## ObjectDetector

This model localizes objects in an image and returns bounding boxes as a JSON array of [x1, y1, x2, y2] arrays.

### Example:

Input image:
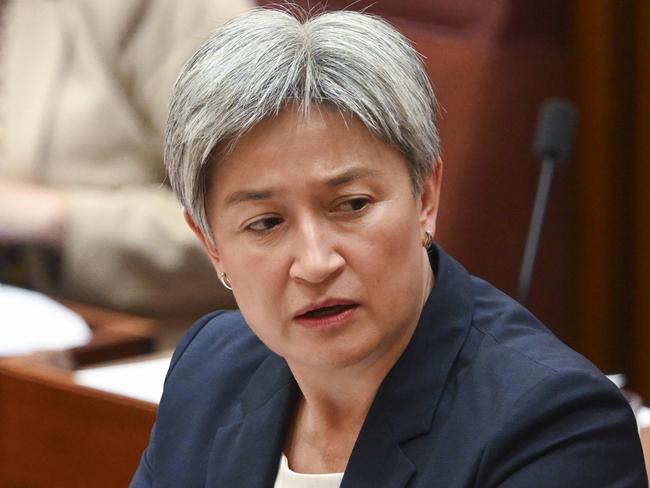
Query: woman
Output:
[[132, 8, 646, 487]]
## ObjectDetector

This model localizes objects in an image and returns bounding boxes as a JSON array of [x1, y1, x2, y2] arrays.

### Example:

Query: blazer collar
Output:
[[206, 245, 475, 487]]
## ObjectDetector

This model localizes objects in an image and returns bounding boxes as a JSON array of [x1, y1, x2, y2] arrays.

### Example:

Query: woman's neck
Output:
[[282, 387, 370, 473], [284, 255, 434, 473], [284, 321, 415, 473]]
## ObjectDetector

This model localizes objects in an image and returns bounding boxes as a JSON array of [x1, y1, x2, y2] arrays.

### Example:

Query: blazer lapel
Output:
[[342, 409, 416, 488], [205, 354, 299, 487]]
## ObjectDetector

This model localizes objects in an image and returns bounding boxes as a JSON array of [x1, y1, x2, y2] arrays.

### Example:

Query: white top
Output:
[[273, 453, 344, 488]]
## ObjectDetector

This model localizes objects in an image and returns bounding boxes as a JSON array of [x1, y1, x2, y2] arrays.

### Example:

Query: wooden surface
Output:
[[63, 300, 157, 366], [0, 302, 159, 487], [571, 0, 650, 398], [633, 0, 650, 406], [0, 358, 156, 487]]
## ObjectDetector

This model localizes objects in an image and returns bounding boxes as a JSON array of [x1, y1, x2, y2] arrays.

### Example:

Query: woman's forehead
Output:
[[213, 109, 404, 177], [208, 107, 410, 204]]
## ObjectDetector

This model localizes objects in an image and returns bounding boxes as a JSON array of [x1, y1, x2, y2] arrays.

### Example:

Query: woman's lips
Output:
[[294, 303, 358, 330]]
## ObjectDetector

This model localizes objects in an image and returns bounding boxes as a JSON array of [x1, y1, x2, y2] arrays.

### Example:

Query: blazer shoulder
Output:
[[164, 310, 225, 381], [159, 310, 271, 421], [457, 276, 625, 430], [470, 276, 600, 376], [459, 278, 646, 485], [136, 311, 271, 486], [165, 310, 269, 385], [476, 367, 646, 486]]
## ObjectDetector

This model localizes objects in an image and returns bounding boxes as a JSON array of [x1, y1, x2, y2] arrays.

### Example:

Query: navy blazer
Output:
[[131, 247, 647, 487]]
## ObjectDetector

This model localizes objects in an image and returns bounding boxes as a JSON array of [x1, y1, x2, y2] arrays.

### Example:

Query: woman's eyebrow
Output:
[[224, 189, 273, 206], [224, 168, 380, 206], [324, 167, 381, 187]]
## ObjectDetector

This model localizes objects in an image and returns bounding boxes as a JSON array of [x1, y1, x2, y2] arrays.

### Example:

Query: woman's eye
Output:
[[247, 217, 283, 232], [337, 197, 370, 212]]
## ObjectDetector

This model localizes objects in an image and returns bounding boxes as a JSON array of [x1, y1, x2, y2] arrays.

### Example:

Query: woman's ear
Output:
[[184, 210, 221, 264], [419, 157, 443, 236]]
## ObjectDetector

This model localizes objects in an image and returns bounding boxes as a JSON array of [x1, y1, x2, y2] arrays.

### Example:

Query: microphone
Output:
[[517, 99, 577, 305], [533, 99, 577, 163]]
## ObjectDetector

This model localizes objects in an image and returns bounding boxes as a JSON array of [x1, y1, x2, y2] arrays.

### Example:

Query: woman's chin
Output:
[[283, 334, 388, 373]]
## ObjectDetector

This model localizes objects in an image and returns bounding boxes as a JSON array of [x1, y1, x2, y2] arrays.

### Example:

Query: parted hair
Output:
[[166, 7, 440, 240]]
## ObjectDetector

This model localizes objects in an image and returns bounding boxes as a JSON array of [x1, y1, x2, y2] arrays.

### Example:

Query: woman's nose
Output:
[[288, 223, 345, 285]]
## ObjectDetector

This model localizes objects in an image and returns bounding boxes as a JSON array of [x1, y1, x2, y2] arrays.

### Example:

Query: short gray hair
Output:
[[166, 7, 440, 240]]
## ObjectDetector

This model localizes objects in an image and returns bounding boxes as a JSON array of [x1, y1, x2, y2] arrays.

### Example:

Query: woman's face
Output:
[[195, 106, 441, 372]]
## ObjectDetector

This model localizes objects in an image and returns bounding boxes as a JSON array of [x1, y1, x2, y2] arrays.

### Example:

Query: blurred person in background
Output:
[[0, 0, 252, 342]]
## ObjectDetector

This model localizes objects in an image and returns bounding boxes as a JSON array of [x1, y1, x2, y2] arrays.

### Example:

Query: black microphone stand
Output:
[[517, 99, 577, 306]]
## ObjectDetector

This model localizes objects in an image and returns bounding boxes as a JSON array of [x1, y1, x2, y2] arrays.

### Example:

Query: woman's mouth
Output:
[[301, 304, 355, 318], [295, 303, 358, 330]]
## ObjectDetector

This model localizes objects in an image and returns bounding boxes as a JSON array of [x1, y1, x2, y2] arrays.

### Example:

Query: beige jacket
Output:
[[1, 0, 252, 321]]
